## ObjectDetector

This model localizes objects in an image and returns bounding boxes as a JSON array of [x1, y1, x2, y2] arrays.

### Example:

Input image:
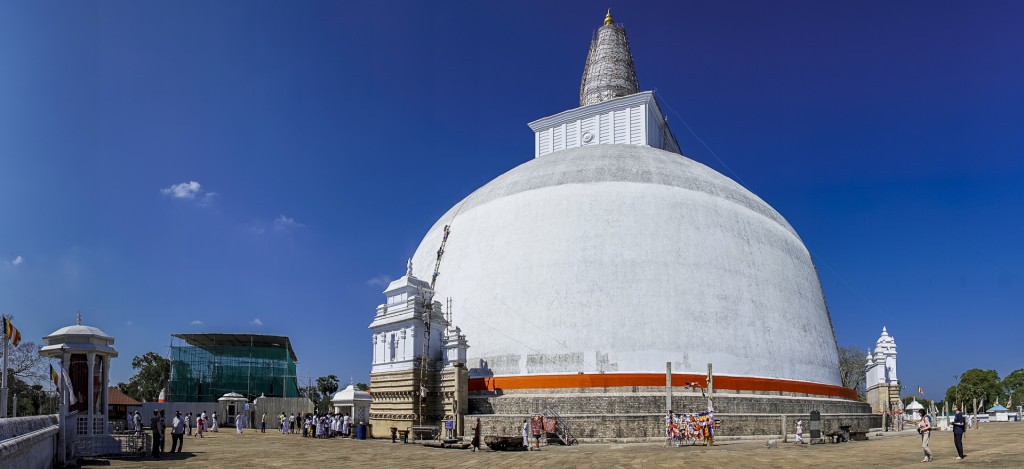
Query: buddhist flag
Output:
[[60, 365, 77, 405], [918, 386, 923, 394], [50, 364, 60, 388], [1, 317, 20, 347]]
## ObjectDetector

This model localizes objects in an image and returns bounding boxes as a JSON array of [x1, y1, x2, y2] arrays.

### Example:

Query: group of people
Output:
[[918, 405, 968, 462], [302, 412, 354, 438], [259, 411, 356, 438], [664, 411, 718, 446], [126, 409, 220, 458]]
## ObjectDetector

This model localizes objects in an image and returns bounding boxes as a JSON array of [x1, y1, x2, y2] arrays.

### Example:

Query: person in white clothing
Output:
[[522, 420, 529, 449], [235, 413, 244, 434], [211, 412, 219, 432], [795, 420, 805, 444]]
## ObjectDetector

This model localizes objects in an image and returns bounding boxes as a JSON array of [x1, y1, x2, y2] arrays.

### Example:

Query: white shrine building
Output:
[[367, 261, 469, 437], [865, 327, 901, 414]]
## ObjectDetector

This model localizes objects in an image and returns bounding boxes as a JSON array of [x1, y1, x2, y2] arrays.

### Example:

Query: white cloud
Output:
[[190, 320, 204, 326], [366, 275, 393, 287], [161, 181, 202, 199], [5, 255, 24, 266], [250, 318, 263, 326], [161, 181, 216, 205], [273, 215, 304, 233], [243, 223, 266, 235]]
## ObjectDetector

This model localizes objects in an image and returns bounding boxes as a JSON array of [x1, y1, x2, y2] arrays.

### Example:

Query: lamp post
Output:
[[954, 374, 960, 410]]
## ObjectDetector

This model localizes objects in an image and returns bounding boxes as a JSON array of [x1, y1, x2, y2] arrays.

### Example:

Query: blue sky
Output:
[[1, 1, 1021, 400]]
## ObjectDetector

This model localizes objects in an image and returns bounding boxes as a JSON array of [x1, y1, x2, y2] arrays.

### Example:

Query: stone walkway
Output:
[[89, 424, 1024, 468]]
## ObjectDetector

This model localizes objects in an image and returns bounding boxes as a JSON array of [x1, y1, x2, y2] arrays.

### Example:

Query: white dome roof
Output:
[[331, 384, 371, 403], [905, 399, 924, 411], [411, 144, 840, 386], [45, 324, 112, 339]]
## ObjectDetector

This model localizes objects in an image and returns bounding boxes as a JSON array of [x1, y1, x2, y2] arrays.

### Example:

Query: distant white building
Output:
[[331, 384, 371, 424], [865, 327, 901, 414], [904, 398, 924, 422]]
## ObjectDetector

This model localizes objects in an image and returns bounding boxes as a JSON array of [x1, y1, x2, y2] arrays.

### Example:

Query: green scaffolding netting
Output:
[[168, 338, 298, 402]]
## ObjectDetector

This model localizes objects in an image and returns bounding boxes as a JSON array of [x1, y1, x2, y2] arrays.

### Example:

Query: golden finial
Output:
[[604, 8, 614, 26]]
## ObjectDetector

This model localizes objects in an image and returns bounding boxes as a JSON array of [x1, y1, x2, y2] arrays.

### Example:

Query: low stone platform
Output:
[[468, 387, 878, 439]]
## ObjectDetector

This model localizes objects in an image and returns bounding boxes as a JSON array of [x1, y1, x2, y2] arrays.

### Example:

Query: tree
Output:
[[943, 369, 1002, 411], [7, 341, 47, 383], [1001, 368, 1024, 406], [355, 383, 369, 391], [838, 346, 866, 396], [315, 375, 339, 412], [116, 352, 170, 402]]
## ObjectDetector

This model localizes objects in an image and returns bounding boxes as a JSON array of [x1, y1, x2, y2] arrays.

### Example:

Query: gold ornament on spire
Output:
[[604, 9, 614, 26]]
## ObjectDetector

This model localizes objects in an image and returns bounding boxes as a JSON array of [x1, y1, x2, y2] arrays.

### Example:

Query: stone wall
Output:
[[467, 388, 877, 439], [472, 413, 880, 442], [0, 415, 60, 468]]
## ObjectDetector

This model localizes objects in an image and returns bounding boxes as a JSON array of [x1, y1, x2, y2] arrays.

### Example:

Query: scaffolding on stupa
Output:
[[579, 9, 640, 107], [167, 333, 299, 402]]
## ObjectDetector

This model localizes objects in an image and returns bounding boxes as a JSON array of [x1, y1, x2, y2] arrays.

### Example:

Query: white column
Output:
[[103, 356, 111, 431], [87, 352, 95, 436]]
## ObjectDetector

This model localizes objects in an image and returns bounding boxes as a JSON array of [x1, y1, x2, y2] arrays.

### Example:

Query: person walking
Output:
[[171, 411, 185, 452], [531, 415, 543, 450], [918, 409, 932, 462], [158, 410, 167, 453], [471, 418, 481, 452], [261, 413, 266, 433], [149, 410, 163, 459], [235, 412, 244, 434], [133, 411, 142, 435], [521, 419, 529, 450], [185, 412, 192, 436], [211, 412, 219, 432], [795, 420, 805, 444], [195, 414, 205, 438], [952, 405, 967, 460]]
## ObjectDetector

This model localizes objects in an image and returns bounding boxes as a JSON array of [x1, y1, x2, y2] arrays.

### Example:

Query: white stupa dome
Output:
[[410, 143, 841, 386]]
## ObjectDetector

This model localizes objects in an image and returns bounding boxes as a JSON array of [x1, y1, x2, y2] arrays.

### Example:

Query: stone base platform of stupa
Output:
[[467, 385, 879, 441]]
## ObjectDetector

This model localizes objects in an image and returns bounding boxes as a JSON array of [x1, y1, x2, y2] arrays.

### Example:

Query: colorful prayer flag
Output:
[[2, 317, 21, 347], [918, 386, 923, 394], [50, 364, 60, 387]]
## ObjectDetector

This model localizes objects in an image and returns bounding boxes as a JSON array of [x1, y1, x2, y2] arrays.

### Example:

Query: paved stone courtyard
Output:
[[89, 423, 1024, 468]]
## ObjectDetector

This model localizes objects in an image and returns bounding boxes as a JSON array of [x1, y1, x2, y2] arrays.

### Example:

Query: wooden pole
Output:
[[665, 362, 672, 413]]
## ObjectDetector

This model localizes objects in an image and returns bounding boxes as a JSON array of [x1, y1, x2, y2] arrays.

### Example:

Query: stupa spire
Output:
[[580, 10, 640, 106]]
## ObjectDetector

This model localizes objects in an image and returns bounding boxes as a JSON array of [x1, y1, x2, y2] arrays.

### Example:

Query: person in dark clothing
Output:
[[159, 410, 167, 453], [471, 418, 482, 452], [952, 405, 967, 459], [150, 410, 162, 458]]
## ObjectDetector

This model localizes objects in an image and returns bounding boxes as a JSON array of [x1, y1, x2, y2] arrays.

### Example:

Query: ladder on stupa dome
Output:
[[542, 408, 577, 446]]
